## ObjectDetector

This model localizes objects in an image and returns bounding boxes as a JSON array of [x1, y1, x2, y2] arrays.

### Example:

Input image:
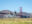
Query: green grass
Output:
[[0, 22, 32, 24], [0, 18, 32, 24]]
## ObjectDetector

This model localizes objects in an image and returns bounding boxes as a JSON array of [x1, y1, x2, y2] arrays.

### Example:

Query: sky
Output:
[[0, 0, 32, 13]]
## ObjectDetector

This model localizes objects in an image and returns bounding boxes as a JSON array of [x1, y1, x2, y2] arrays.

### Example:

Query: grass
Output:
[[0, 18, 32, 24]]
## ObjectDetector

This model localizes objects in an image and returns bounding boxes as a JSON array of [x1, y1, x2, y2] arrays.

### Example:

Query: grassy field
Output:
[[0, 18, 32, 24]]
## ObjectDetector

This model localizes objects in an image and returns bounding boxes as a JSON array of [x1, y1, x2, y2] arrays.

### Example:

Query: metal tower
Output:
[[20, 7, 22, 15]]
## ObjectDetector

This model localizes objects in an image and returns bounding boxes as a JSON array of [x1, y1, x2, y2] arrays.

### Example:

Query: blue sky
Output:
[[0, 0, 32, 13]]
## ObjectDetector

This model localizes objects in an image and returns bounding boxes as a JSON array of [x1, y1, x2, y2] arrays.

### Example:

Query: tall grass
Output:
[[0, 18, 32, 24]]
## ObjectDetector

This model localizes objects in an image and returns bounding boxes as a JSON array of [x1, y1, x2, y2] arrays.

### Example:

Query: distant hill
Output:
[[0, 10, 31, 18], [0, 10, 13, 16]]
